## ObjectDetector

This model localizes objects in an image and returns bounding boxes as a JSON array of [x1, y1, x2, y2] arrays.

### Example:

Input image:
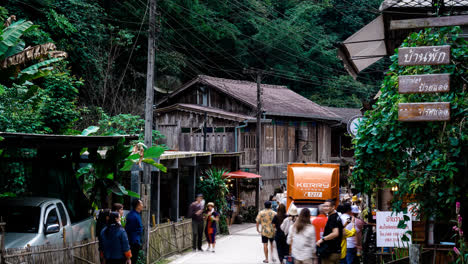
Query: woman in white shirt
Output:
[[287, 208, 317, 264]]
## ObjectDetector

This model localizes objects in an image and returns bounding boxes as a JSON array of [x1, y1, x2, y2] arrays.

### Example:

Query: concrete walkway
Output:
[[170, 224, 280, 264]]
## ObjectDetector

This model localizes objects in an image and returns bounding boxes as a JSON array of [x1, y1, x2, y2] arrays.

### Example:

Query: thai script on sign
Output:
[[398, 45, 450, 66], [398, 102, 450, 122], [377, 211, 412, 248], [398, 74, 450, 94]]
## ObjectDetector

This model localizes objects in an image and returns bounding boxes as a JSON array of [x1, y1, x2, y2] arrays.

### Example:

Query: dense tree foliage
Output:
[[5, 0, 384, 115], [0, 7, 81, 134], [351, 27, 468, 220]]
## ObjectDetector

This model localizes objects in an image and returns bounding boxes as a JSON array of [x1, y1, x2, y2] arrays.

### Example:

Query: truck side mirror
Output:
[[45, 223, 60, 235]]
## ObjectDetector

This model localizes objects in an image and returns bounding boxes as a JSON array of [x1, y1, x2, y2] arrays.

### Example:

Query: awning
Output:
[[337, 15, 387, 79], [223, 170, 261, 179]]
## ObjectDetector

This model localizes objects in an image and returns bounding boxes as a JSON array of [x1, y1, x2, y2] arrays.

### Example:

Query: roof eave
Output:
[[265, 112, 341, 122]]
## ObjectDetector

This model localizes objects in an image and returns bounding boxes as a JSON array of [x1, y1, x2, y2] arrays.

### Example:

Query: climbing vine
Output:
[[351, 27, 468, 220]]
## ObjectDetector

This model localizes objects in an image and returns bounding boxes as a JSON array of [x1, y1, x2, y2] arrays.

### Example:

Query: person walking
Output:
[[188, 194, 204, 251], [281, 205, 298, 237], [125, 199, 144, 264], [99, 212, 132, 264], [272, 203, 288, 263], [204, 202, 220, 252], [337, 204, 356, 264], [256, 201, 277, 263], [287, 208, 317, 264], [316, 199, 343, 264], [347, 205, 364, 264], [312, 205, 328, 242]]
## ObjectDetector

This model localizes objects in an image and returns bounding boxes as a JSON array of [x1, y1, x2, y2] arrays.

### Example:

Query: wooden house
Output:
[[156, 75, 345, 204]]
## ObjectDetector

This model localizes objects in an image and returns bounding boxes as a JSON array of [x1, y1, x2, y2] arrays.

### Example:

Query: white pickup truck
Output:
[[0, 197, 95, 249]]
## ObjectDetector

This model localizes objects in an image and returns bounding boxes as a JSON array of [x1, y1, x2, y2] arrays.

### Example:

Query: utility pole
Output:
[[244, 68, 264, 209], [143, 0, 156, 261]]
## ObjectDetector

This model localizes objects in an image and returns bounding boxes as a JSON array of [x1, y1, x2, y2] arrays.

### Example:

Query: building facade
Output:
[[156, 75, 356, 204]]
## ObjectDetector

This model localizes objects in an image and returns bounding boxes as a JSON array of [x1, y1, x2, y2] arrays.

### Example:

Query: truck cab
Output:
[[287, 163, 340, 215], [0, 197, 95, 249]]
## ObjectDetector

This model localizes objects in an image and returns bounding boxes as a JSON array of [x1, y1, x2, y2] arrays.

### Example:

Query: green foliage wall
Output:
[[351, 27, 468, 220], [197, 168, 230, 234], [5, 0, 383, 111]]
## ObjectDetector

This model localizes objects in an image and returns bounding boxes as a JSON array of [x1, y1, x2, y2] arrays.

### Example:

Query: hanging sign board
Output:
[[399, 74, 450, 94], [398, 102, 450, 122], [377, 211, 412, 247], [398, 45, 450, 66]]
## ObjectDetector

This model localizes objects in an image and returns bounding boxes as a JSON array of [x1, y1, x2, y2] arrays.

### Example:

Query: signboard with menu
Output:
[[376, 211, 412, 247]]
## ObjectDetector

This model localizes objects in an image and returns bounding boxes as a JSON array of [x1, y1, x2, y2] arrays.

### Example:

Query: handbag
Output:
[[316, 242, 331, 258], [283, 255, 294, 264]]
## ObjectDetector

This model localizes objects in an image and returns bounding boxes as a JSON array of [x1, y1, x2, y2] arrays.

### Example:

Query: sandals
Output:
[[263, 260, 269, 263]]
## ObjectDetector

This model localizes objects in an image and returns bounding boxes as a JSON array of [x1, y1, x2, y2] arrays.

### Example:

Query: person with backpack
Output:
[[316, 199, 343, 264]]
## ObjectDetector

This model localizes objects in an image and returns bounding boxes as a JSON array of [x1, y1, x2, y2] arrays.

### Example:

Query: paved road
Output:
[[170, 224, 280, 264]]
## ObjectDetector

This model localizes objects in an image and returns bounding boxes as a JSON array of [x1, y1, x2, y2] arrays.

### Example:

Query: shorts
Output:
[[262, 235, 274, 243]]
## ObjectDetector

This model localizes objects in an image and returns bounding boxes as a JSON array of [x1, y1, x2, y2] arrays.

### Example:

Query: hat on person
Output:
[[287, 205, 298, 216], [351, 205, 361, 214], [352, 196, 358, 202], [196, 193, 204, 198], [207, 202, 215, 207]]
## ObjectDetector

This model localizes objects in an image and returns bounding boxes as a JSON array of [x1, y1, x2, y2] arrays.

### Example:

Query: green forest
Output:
[[1, 0, 384, 134]]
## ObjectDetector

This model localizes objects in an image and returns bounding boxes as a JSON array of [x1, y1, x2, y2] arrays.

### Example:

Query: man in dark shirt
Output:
[[188, 194, 204, 251], [317, 199, 343, 264], [125, 199, 144, 264]]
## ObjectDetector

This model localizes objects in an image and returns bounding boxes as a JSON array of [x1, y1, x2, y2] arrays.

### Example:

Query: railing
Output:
[[148, 219, 193, 264], [1, 239, 99, 264]]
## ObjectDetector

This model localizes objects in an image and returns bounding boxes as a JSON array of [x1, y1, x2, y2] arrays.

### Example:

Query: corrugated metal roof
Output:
[[324, 107, 362, 124], [196, 75, 341, 121], [380, 0, 468, 11]]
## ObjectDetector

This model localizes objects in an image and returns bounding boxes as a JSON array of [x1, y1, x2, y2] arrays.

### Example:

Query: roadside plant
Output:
[[197, 168, 230, 234], [452, 202, 468, 263], [77, 126, 167, 209]]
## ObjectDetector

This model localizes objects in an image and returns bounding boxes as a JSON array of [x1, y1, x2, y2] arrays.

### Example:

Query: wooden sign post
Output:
[[398, 45, 451, 122], [398, 102, 450, 122], [398, 45, 450, 66], [399, 74, 450, 94]]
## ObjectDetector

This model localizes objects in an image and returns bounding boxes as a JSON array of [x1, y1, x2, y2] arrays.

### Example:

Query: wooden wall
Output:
[[239, 120, 331, 167], [164, 84, 254, 116], [157, 110, 237, 153]]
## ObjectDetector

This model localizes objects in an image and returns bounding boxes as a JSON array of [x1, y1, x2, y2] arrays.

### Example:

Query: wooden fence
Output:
[[1, 239, 99, 264], [148, 219, 193, 264]]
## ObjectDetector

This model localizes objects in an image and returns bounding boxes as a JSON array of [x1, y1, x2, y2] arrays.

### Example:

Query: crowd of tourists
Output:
[[256, 198, 366, 264], [95, 199, 144, 264]]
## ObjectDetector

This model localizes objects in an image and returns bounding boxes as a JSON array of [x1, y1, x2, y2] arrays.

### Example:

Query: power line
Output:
[[113, 0, 150, 106]]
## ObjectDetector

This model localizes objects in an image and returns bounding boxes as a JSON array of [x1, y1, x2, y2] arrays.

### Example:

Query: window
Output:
[[215, 127, 225, 133], [205, 127, 213, 133], [288, 127, 296, 150], [45, 207, 60, 227], [243, 134, 256, 149], [181, 127, 191, 133], [56, 203, 68, 226], [0, 205, 40, 233], [225, 127, 234, 133], [265, 125, 274, 149]]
